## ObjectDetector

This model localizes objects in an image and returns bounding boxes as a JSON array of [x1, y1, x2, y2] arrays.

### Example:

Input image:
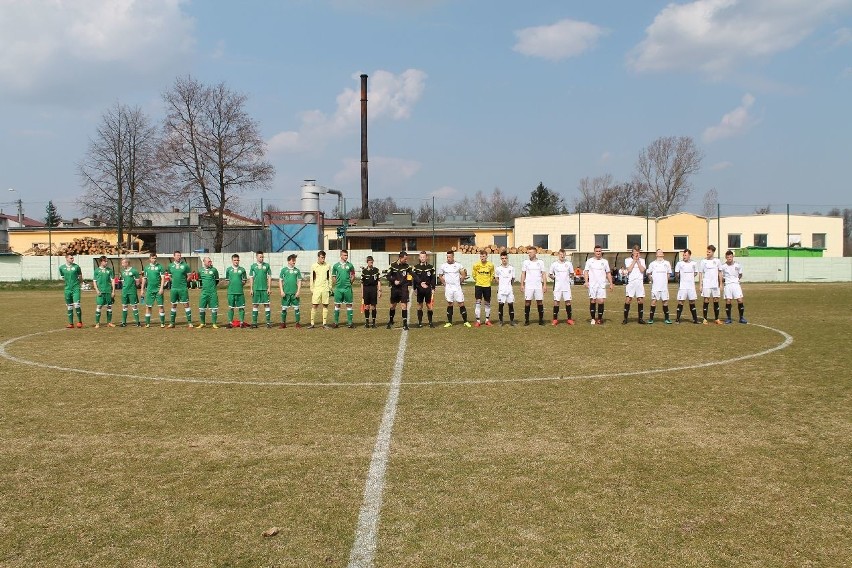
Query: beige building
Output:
[[708, 214, 843, 257], [656, 212, 708, 253], [514, 213, 655, 252]]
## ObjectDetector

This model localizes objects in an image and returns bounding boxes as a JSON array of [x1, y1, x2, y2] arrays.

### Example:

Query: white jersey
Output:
[[548, 260, 574, 292], [584, 257, 611, 287], [698, 258, 722, 288], [721, 262, 742, 284], [623, 257, 645, 284], [521, 258, 545, 289], [438, 262, 464, 287], [647, 259, 672, 292], [495, 264, 515, 294], [675, 260, 698, 290]]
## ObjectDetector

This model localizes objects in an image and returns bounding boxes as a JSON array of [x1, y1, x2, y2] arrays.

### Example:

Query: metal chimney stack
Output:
[[360, 74, 369, 219]]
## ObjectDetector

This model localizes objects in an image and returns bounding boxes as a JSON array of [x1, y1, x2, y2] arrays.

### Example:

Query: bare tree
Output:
[[159, 76, 274, 252], [702, 188, 719, 217], [79, 102, 163, 246], [573, 175, 648, 215], [754, 205, 771, 214], [634, 136, 703, 216]]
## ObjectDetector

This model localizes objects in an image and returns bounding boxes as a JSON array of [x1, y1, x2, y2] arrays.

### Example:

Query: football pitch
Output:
[[1, 283, 850, 567]]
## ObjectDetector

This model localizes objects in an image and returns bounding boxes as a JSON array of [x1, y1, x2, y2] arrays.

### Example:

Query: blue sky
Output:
[[1, 0, 851, 221]]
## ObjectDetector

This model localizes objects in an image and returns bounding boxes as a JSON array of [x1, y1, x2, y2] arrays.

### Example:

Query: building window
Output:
[[789, 233, 802, 247], [561, 234, 577, 250], [753, 233, 768, 247], [673, 235, 688, 250], [727, 234, 741, 248], [626, 234, 642, 249], [370, 238, 386, 252], [812, 233, 826, 249], [594, 234, 609, 250], [403, 238, 417, 251], [532, 234, 549, 249], [328, 239, 341, 251], [493, 234, 508, 248], [459, 236, 476, 246]]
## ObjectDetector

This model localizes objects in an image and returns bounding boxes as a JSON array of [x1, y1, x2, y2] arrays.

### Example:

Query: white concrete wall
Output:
[[514, 213, 656, 252]]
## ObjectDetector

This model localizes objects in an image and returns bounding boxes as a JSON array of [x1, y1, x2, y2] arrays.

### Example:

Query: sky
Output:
[[1, 0, 851, 221]]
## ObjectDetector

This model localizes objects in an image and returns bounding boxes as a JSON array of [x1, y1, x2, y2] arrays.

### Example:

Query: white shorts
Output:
[[702, 286, 721, 299], [524, 286, 543, 301], [724, 283, 743, 300], [677, 288, 697, 302], [651, 289, 669, 302], [444, 286, 464, 304], [588, 284, 607, 300], [625, 281, 645, 298], [497, 290, 515, 304], [553, 289, 572, 302]]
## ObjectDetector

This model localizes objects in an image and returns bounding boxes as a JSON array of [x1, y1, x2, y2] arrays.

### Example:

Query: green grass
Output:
[[1, 284, 850, 567]]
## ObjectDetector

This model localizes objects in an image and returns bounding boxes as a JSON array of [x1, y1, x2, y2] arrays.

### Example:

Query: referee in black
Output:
[[360, 255, 381, 328], [385, 251, 412, 330], [411, 250, 437, 328]]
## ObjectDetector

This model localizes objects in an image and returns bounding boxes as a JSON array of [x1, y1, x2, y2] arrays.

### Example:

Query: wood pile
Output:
[[454, 244, 558, 255], [57, 237, 139, 256], [21, 244, 62, 256]]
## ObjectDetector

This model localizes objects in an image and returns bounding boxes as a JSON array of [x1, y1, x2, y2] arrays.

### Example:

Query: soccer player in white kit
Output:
[[722, 250, 747, 324], [548, 248, 575, 325], [646, 248, 672, 324], [584, 244, 613, 325], [674, 248, 701, 324], [622, 244, 647, 324], [698, 245, 724, 325], [521, 246, 547, 326], [439, 250, 470, 327], [495, 251, 517, 326]]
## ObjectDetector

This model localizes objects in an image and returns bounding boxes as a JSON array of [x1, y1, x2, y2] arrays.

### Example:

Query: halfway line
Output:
[[347, 330, 408, 568]]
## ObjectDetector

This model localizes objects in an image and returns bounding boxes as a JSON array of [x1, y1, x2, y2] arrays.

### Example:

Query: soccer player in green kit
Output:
[[59, 253, 84, 328], [118, 258, 141, 327], [167, 250, 193, 328], [195, 256, 221, 328], [278, 253, 302, 328], [92, 255, 116, 328], [249, 251, 273, 328], [141, 252, 166, 327], [331, 249, 356, 328], [225, 254, 248, 328]]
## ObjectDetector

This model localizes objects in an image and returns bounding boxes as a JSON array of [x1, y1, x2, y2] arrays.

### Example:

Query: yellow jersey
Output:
[[471, 261, 495, 287], [311, 262, 331, 292]]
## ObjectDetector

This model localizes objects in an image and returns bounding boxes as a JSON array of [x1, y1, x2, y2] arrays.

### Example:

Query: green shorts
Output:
[[145, 290, 164, 306], [199, 291, 219, 309], [228, 293, 246, 308], [121, 291, 139, 305], [170, 289, 190, 304], [64, 289, 81, 304], [281, 293, 300, 307], [252, 290, 270, 305], [96, 292, 114, 306], [333, 288, 353, 304]]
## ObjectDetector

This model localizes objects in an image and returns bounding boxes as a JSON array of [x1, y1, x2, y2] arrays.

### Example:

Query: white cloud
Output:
[[710, 161, 734, 171], [0, 0, 194, 103], [628, 0, 851, 76], [599, 151, 612, 164], [333, 156, 421, 188], [513, 19, 608, 61], [268, 69, 427, 154], [429, 186, 458, 199], [703, 93, 757, 142]]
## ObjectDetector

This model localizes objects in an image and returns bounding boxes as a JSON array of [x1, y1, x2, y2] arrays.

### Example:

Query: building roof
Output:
[[0, 213, 45, 227]]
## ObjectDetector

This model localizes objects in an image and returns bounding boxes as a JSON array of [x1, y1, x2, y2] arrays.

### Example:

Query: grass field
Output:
[[1, 283, 850, 567]]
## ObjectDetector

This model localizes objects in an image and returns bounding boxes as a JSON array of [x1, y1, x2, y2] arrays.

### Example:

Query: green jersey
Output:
[[120, 267, 140, 290], [332, 261, 355, 290], [144, 263, 165, 291], [199, 265, 220, 292], [93, 266, 114, 294], [249, 262, 272, 292], [59, 262, 82, 291], [279, 266, 302, 295], [225, 265, 247, 294], [168, 260, 191, 291]]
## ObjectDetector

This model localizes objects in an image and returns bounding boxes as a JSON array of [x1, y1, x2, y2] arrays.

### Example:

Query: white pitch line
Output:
[[347, 331, 408, 568]]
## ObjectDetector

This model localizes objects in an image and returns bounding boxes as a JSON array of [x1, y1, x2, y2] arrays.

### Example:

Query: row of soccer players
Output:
[[56, 244, 745, 329]]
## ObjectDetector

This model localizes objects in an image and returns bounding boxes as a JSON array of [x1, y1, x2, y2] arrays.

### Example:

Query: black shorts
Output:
[[474, 286, 492, 302], [415, 288, 432, 304], [390, 287, 410, 304], [363, 287, 378, 306]]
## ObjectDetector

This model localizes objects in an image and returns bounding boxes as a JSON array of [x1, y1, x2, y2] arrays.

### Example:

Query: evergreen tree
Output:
[[44, 200, 61, 227], [523, 182, 567, 216]]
